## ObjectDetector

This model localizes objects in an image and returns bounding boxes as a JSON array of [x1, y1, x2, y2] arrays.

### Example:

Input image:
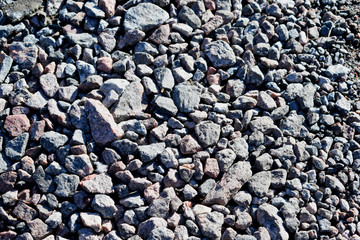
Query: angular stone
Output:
[[124, 3, 169, 32], [39, 73, 59, 98], [99, 0, 116, 17], [33, 166, 55, 193], [196, 211, 224, 239], [205, 40, 236, 68], [154, 68, 174, 91], [85, 99, 124, 145], [257, 203, 289, 240], [80, 212, 102, 232], [0, 53, 13, 83], [111, 81, 147, 121], [4, 114, 30, 137], [325, 64, 350, 80], [5, 133, 29, 161], [178, 6, 201, 29], [153, 96, 178, 117], [65, 155, 93, 178], [138, 142, 166, 163], [180, 135, 202, 155], [203, 161, 252, 205], [100, 79, 129, 96], [173, 83, 201, 113], [215, 149, 236, 172], [91, 194, 117, 219], [257, 91, 277, 111], [66, 33, 98, 48], [9, 42, 38, 69], [248, 171, 271, 197], [39, 131, 68, 153], [137, 217, 167, 239], [13, 201, 38, 221], [80, 173, 113, 194], [54, 173, 80, 198], [228, 137, 249, 161], [27, 219, 51, 240], [0, 171, 17, 193], [195, 121, 220, 147]]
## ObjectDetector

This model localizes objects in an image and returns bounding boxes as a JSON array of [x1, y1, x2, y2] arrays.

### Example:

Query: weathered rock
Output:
[[4, 114, 30, 137], [111, 81, 147, 121], [257, 203, 289, 240], [123, 3, 169, 32], [205, 40, 236, 68], [0, 53, 13, 83], [173, 83, 201, 113], [9, 42, 38, 69], [196, 211, 224, 239], [85, 99, 124, 145], [5, 133, 29, 161], [138, 142, 166, 163], [203, 161, 252, 205], [39, 131, 68, 153], [248, 171, 271, 197], [54, 173, 79, 198], [65, 155, 93, 178], [1, 0, 43, 23], [91, 194, 117, 219], [80, 173, 113, 194], [27, 219, 51, 240], [195, 121, 220, 147], [0, 171, 17, 193]]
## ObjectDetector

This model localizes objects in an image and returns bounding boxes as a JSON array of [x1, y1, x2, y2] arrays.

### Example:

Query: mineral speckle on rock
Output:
[[0, 0, 360, 239]]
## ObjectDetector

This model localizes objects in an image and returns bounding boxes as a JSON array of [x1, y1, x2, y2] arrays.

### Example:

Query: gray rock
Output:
[[228, 137, 249, 161], [178, 6, 201, 29], [205, 40, 236, 68], [124, 3, 169, 32], [100, 79, 129, 96], [66, 33, 98, 48], [111, 81, 148, 121], [335, 92, 351, 114], [254, 153, 273, 171], [325, 175, 345, 193], [257, 91, 277, 111], [111, 139, 138, 156], [196, 211, 224, 239], [233, 96, 257, 110], [248, 171, 271, 197], [76, 60, 97, 82], [160, 148, 178, 169], [153, 96, 178, 116], [154, 67, 175, 90], [39, 131, 68, 153], [325, 64, 351, 80], [215, 149, 236, 172], [5, 132, 29, 161], [0, 53, 13, 83], [297, 83, 316, 110], [280, 111, 305, 137], [80, 173, 113, 194], [147, 197, 169, 218], [138, 142, 166, 163], [120, 193, 145, 208], [257, 203, 289, 240], [173, 83, 201, 113], [54, 173, 79, 198], [91, 194, 117, 218], [0, 154, 9, 174], [33, 166, 55, 193], [65, 155, 93, 178], [45, 211, 62, 229], [27, 218, 51, 240], [137, 217, 167, 239], [203, 161, 252, 205], [148, 227, 175, 240], [1, 0, 43, 22], [276, 24, 289, 41], [246, 66, 264, 86], [195, 121, 221, 147]]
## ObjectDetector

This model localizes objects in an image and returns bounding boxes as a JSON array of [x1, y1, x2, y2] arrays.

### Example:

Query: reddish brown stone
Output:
[[97, 57, 113, 73], [4, 114, 31, 137], [180, 135, 202, 155], [29, 120, 46, 141], [99, 0, 116, 17], [85, 99, 124, 146], [204, 158, 220, 178]]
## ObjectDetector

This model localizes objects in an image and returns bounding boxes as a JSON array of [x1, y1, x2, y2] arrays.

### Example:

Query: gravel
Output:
[[0, 0, 360, 239]]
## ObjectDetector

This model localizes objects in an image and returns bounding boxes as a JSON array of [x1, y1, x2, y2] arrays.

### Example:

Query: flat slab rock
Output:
[[1, 0, 43, 23], [123, 3, 169, 32]]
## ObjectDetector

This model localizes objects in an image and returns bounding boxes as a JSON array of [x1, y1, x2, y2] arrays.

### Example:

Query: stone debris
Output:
[[0, 0, 359, 239]]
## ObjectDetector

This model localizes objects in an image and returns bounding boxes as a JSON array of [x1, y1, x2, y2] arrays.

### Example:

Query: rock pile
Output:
[[0, 0, 360, 239]]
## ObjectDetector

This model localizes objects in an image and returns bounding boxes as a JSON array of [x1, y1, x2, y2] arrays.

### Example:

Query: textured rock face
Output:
[[85, 99, 124, 145], [203, 161, 252, 205], [123, 3, 169, 32], [0, 0, 359, 238]]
